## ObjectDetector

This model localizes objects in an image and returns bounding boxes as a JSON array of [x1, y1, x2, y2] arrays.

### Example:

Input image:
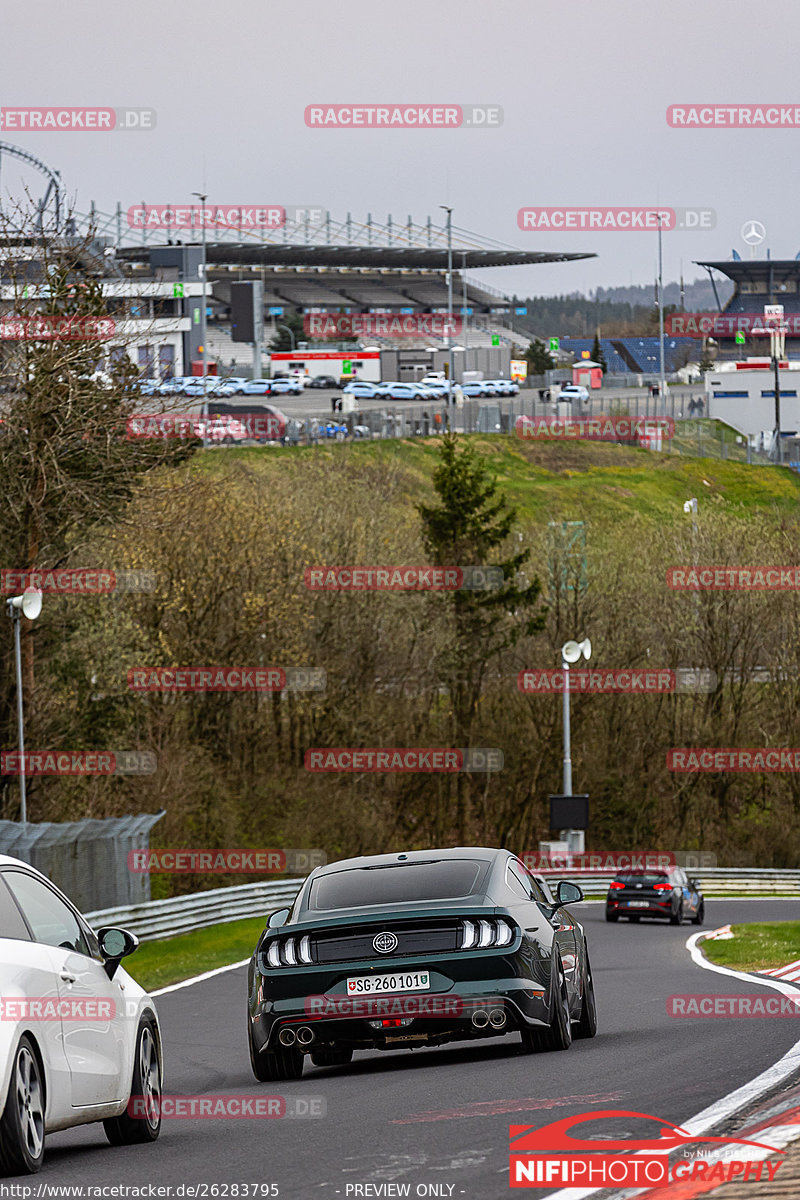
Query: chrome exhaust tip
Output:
[[489, 1007, 507, 1029], [278, 1027, 296, 1046], [296, 1026, 315, 1045], [471, 1009, 489, 1029]]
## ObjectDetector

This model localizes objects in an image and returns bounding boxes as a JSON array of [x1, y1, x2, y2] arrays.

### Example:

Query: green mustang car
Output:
[[247, 846, 597, 1081]]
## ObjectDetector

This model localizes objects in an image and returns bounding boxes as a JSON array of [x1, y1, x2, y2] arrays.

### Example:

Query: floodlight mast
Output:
[[560, 637, 591, 852], [6, 588, 43, 826]]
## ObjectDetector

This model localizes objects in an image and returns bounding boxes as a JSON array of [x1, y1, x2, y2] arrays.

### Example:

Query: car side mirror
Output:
[[96, 926, 139, 979], [690, 879, 700, 890], [267, 907, 290, 929], [555, 881, 584, 907]]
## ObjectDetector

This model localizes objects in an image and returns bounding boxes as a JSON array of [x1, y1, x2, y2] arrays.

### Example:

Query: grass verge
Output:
[[124, 916, 266, 992], [702, 921, 800, 973]]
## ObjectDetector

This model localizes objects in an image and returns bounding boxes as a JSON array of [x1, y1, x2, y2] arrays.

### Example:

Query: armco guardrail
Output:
[[84, 868, 800, 942], [85, 878, 302, 941]]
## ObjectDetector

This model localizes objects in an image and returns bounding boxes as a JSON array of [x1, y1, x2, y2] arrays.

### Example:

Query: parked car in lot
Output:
[[417, 380, 448, 399], [420, 373, 447, 388], [219, 377, 249, 394], [384, 382, 426, 401], [309, 375, 339, 389], [270, 378, 303, 395], [0, 855, 162, 1173], [156, 378, 184, 396], [247, 846, 596, 1081], [343, 381, 381, 400], [558, 384, 590, 405], [200, 416, 248, 443], [288, 371, 312, 388], [606, 867, 704, 925], [488, 379, 519, 396], [461, 380, 490, 398], [181, 377, 221, 398], [241, 379, 273, 396]]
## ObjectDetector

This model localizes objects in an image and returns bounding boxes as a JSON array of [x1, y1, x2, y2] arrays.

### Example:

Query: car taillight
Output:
[[653, 883, 672, 892], [460, 918, 515, 949], [609, 881, 625, 890], [263, 935, 314, 968]]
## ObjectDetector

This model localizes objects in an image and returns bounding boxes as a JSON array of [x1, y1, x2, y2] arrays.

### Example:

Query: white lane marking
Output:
[[152, 958, 250, 996], [539, 923, 800, 1200]]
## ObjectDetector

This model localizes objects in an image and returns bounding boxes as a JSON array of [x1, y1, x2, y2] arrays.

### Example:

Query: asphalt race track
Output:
[[37, 900, 800, 1197]]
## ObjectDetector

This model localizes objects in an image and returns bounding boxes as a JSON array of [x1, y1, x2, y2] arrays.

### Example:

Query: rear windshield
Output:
[[308, 859, 486, 910], [617, 873, 670, 885]]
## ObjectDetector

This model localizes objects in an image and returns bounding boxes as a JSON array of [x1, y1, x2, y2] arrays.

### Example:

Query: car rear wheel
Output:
[[670, 903, 684, 926], [691, 900, 705, 925], [103, 1016, 161, 1146], [0, 1036, 45, 1175], [628, 914, 641, 922], [310, 1045, 353, 1068], [574, 954, 598, 1040], [605, 911, 618, 922], [521, 963, 572, 1053], [248, 1021, 303, 1082]]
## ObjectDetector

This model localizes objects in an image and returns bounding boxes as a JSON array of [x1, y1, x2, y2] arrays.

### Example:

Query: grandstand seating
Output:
[[559, 336, 701, 373]]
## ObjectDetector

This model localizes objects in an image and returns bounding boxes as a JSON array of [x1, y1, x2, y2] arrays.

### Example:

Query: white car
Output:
[[200, 416, 248, 443], [0, 856, 161, 1173], [558, 384, 590, 404]]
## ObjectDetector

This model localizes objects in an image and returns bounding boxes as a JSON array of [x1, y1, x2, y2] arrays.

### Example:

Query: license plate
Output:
[[346, 971, 430, 995], [627, 900, 650, 907]]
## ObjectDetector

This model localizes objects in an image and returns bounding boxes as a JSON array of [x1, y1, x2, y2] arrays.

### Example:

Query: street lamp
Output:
[[440, 205, 454, 414], [650, 212, 667, 414], [191, 191, 208, 419], [6, 587, 43, 827], [560, 636, 591, 852], [277, 323, 296, 351]]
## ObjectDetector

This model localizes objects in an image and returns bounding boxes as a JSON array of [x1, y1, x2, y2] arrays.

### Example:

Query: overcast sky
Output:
[[1, 0, 797, 299]]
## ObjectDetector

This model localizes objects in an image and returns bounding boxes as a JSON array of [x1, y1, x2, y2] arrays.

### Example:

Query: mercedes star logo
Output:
[[741, 220, 766, 246], [373, 931, 398, 954]]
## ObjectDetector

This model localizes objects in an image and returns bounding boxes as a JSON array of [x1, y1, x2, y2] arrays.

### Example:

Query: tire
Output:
[[0, 1035, 45, 1175], [520, 962, 572, 1053], [629, 914, 641, 922], [574, 954, 598, 1040], [248, 1023, 303, 1082], [692, 900, 705, 926], [103, 1016, 161, 1146], [605, 911, 618, 922], [310, 1046, 353, 1069], [670, 903, 684, 926]]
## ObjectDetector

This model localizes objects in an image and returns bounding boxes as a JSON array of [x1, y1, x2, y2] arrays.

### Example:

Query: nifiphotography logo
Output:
[[509, 1108, 783, 1188]]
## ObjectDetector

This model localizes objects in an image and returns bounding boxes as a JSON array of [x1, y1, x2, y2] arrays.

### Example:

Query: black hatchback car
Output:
[[605, 867, 705, 925], [247, 847, 597, 1081]]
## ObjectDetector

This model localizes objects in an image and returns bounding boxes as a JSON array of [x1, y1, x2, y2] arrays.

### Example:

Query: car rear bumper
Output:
[[250, 957, 553, 1053]]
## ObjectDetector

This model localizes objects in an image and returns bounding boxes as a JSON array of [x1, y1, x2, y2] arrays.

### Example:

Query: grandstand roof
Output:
[[696, 260, 800, 282], [118, 242, 593, 271]]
